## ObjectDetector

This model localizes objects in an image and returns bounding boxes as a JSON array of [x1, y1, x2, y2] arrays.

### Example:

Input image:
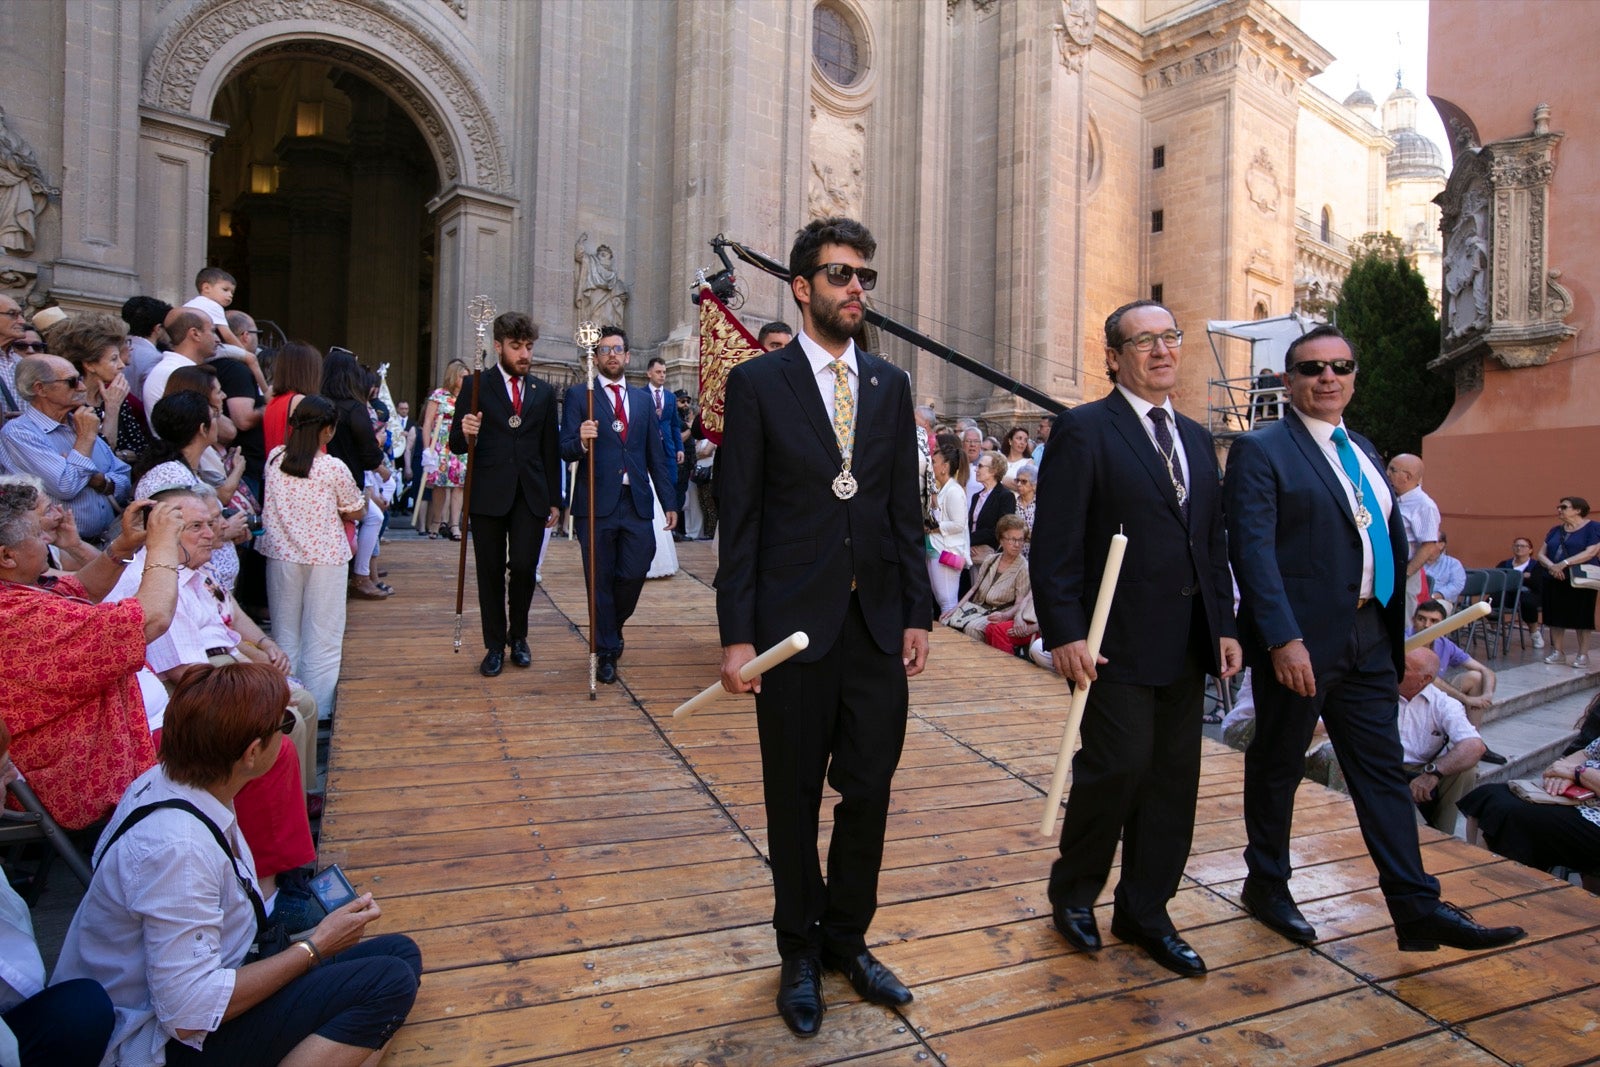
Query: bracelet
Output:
[[294, 938, 322, 967], [143, 562, 181, 574], [104, 548, 135, 566]]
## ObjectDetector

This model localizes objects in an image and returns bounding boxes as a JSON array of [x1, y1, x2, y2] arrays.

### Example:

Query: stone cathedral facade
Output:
[[0, 0, 1431, 422]]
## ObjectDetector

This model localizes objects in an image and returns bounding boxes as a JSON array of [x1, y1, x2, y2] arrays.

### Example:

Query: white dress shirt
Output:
[[1290, 409, 1394, 599], [797, 328, 859, 429], [1115, 384, 1190, 489], [1397, 685, 1480, 765]]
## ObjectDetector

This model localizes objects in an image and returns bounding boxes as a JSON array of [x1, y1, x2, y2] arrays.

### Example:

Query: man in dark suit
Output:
[[1030, 299, 1240, 977], [452, 313, 563, 678], [643, 355, 683, 469], [1225, 323, 1524, 953], [717, 217, 931, 1038], [560, 326, 678, 684]]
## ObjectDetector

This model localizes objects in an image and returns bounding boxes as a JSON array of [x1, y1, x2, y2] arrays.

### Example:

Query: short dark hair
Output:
[[1562, 496, 1592, 517], [161, 663, 290, 788], [121, 295, 172, 338], [131, 391, 213, 488], [787, 217, 876, 308], [757, 321, 794, 344], [194, 267, 235, 290], [1102, 299, 1173, 384], [599, 325, 628, 351], [494, 312, 538, 344], [647, 355, 666, 370], [1416, 599, 1450, 619], [1284, 323, 1355, 370]]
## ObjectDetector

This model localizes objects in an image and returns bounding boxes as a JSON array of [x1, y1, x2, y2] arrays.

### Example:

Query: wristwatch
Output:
[[1422, 762, 1439, 776]]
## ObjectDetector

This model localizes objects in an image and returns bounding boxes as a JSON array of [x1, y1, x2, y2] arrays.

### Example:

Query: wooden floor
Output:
[[320, 535, 1600, 1066]]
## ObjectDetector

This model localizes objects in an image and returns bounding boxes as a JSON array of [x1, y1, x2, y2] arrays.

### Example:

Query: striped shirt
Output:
[[0, 405, 130, 540]]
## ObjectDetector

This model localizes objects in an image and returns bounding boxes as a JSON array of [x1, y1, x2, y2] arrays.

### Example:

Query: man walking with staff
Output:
[[1030, 299, 1238, 976], [1225, 323, 1524, 952], [716, 216, 931, 1038]]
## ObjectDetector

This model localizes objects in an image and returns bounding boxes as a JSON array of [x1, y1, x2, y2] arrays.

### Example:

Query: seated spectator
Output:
[[0, 718, 116, 1067], [102, 488, 319, 882], [0, 294, 36, 422], [982, 588, 1039, 657], [1459, 735, 1600, 882], [166, 363, 242, 474], [1422, 532, 1467, 606], [1218, 669, 1346, 792], [942, 513, 1030, 638], [26, 477, 99, 574], [46, 312, 149, 464], [1496, 535, 1546, 649], [0, 355, 131, 543], [52, 663, 422, 1067], [1411, 600, 1498, 724], [132, 393, 244, 594], [1397, 647, 1486, 834], [0, 479, 181, 829]]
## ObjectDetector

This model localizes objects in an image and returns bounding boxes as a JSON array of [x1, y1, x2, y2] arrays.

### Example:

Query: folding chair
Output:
[[1457, 569, 1498, 658], [1, 776, 94, 906], [1495, 568, 1530, 653]]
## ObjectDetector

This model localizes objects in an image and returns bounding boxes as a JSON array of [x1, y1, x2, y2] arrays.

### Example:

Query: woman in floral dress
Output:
[[422, 359, 469, 540]]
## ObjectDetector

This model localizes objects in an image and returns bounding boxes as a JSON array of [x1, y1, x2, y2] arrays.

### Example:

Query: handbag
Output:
[[691, 461, 714, 485], [937, 549, 965, 570], [943, 604, 988, 630], [1569, 562, 1600, 590]]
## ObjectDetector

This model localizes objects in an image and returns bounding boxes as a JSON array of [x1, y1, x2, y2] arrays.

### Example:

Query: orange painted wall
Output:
[[1425, 0, 1600, 576]]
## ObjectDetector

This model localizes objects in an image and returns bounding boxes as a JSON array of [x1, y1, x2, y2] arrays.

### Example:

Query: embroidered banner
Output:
[[696, 284, 763, 446]]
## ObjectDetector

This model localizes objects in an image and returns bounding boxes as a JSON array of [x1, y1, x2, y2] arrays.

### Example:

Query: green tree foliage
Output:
[[1335, 234, 1452, 459]]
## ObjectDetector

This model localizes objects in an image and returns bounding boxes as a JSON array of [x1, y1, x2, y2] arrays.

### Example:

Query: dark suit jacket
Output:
[[1029, 388, 1235, 687], [644, 384, 682, 459], [1224, 411, 1408, 675], [559, 379, 677, 519], [969, 484, 1017, 551], [448, 369, 563, 518], [714, 341, 932, 661]]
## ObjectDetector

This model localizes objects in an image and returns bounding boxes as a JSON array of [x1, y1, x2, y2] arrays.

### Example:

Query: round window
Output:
[[813, 3, 864, 88]]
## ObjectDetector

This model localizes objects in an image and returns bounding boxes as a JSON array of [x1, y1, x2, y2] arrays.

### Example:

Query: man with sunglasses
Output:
[[0, 354, 130, 542], [1224, 323, 1524, 954], [716, 217, 931, 1038], [1030, 299, 1239, 978], [0, 295, 33, 419]]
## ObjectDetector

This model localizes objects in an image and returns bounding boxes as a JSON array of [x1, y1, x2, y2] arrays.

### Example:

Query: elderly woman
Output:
[[0, 478, 181, 829], [53, 662, 422, 1067], [1538, 495, 1600, 668], [47, 311, 148, 463], [1010, 461, 1038, 557], [942, 513, 1031, 639], [1458, 733, 1600, 881], [132, 392, 245, 596]]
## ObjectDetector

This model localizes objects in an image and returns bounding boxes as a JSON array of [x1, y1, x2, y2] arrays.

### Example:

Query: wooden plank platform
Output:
[[321, 535, 1600, 1066]]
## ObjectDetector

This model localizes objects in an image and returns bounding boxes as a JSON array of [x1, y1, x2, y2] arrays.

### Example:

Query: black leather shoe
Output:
[[823, 948, 912, 1006], [479, 649, 504, 677], [596, 653, 617, 684], [1240, 877, 1317, 944], [775, 955, 824, 1037], [1395, 901, 1526, 952], [1052, 904, 1102, 953], [510, 639, 531, 668], [1110, 915, 1207, 977], [1480, 749, 1509, 766]]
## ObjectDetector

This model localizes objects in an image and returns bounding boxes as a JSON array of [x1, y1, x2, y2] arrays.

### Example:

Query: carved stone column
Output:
[[136, 107, 227, 307], [428, 184, 517, 374], [1433, 104, 1576, 392]]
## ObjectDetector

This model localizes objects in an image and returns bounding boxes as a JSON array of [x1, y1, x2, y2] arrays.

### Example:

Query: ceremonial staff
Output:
[[575, 320, 601, 699], [453, 296, 497, 652]]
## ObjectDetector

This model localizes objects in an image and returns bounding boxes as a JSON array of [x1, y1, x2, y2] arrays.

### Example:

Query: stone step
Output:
[[1475, 689, 1595, 786], [1477, 658, 1600, 725]]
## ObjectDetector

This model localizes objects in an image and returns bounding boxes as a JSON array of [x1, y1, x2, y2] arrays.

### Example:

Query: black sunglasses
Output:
[[1289, 359, 1357, 377], [813, 263, 878, 291], [8, 341, 46, 354], [277, 707, 297, 736], [40, 374, 83, 388]]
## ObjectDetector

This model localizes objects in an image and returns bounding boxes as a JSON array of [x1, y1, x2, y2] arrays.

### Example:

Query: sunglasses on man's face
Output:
[[8, 341, 45, 354], [41, 375, 83, 389], [1289, 359, 1357, 377], [813, 263, 878, 291]]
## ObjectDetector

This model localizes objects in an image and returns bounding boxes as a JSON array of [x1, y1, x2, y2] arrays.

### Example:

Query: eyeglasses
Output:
[[1557, 504, 1572, 511], [8, 341, 45, 354], [1120, 330, 1183, 353], [277, 707, 297, 736], [40, 375, 83, 388], [595, 345, 626, 356], [1289, 359, 1357, 377], [812, 263, 878, 291], [0, 309, 23, 320]]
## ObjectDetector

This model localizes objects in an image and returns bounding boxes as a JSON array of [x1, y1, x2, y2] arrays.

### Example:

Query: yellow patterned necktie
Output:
[[829, 359, 854, 457]]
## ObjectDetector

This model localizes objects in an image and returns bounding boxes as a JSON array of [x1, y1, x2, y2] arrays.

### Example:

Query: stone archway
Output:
[[135, 0, 517, 375]]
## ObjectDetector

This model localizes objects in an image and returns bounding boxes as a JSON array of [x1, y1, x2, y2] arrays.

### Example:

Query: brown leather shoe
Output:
[[350, 576, 391, 599]]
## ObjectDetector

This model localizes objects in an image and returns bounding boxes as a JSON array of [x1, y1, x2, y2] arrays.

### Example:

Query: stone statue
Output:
[[574, 232, 629, 327], [0, 107, 58, 255], [1443, 183, 1489, 339]]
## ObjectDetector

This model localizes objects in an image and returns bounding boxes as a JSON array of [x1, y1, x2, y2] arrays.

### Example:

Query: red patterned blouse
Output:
[[0, 575, 156, 829]]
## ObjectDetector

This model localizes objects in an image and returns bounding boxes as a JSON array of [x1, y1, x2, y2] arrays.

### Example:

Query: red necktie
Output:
[[509, 376, 522, 415], [609, 384, 628, 441]]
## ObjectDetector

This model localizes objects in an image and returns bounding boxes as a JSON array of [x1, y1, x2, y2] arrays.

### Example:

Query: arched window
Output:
[[813, 3, 865, 87], [1320, 206, 1333, 244], [1254, 301, 1269, 321]]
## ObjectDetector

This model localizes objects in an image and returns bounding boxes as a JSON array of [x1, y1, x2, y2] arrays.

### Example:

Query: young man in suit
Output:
[[643, 355, 683, 468], [1029, 300, 1240, 977], [560, 326, 678, 684], [1225, 324, 1524, 953], [716, 217, 932, 1038], [452, 312, 563, 678]]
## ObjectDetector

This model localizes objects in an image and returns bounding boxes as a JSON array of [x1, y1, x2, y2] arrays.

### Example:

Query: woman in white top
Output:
[[257, 396, 366, 724], [54, 663, 420, 1067], [927, 439, 971, 615]]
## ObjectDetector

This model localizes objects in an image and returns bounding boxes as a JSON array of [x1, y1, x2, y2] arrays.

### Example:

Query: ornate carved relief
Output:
[[141, 0, 506, 192], [1054, 0, 1096, 73], [573, 232, 629, 328], [444, 0, 466, 16], [808, 108, 865, 219], [946, 0, 998, 14], [1245, 149, 1279, 214], [1145, 40, 1298, 99], [1434, 104, 1576, 373], [0, 107, 59, 255]]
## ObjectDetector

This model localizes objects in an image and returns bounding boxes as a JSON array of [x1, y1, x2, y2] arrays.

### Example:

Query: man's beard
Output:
[[809, 290, 861, 347]]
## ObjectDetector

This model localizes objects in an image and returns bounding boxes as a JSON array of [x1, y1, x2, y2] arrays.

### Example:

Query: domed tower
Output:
[[1382, 74, 1446, 305], [1342, 81, 1378, 127]]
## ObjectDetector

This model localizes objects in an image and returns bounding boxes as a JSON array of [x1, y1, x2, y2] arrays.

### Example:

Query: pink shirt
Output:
[[258, 448, 363, 565]]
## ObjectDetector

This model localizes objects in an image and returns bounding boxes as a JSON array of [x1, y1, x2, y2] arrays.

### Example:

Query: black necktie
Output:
[[1148, 408, 1188, 519]]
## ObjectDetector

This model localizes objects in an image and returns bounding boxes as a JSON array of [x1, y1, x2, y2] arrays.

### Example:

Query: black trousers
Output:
[[469, 487, 542, 650], [756, 593, 908, 958], [1244, 601, 1440, 923], [575, 492, 654, 654], [1047, 644, 1205, 936]]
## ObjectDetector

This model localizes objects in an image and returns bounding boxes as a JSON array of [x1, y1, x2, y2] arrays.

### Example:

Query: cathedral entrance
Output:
[[207, 59, 439, 408]]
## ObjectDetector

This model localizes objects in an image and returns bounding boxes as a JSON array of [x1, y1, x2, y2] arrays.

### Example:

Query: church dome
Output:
[[1387, 128, 1445, 181], [1343, 86, 1376, 110]]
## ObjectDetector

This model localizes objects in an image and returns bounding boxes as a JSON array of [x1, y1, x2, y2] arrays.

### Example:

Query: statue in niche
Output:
[[0, 107, 58, 255], [1443, 183, 1489, 339], [574, 233, 630, 327]]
